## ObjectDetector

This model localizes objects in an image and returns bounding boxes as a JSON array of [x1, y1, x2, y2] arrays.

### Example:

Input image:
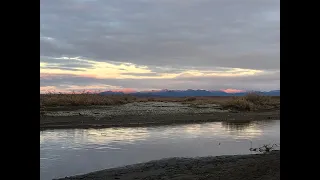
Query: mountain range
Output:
[[100, 89, 280, 97]]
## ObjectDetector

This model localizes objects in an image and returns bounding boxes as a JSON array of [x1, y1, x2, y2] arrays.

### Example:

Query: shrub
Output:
[[222, 93, 278, 111], [222, 97, 256, 111]]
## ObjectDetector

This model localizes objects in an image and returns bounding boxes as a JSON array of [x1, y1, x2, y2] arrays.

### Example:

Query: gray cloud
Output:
[[40, 0, 280, 91], [40, 0, 280, 70], [40, 56, 95, 69], [43, 67, 85, 71]]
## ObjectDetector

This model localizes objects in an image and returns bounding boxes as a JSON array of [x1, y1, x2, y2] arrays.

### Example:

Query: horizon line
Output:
[[40, 88, 280, 94]]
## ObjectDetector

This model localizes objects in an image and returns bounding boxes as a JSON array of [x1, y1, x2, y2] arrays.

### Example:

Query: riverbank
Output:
[[40, 102, 279, 130], [56, 150, 280, 180]]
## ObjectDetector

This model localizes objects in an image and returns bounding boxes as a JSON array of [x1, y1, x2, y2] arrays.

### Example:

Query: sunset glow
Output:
[[40, 0, 279, 93], [221, 89, 246, 93]]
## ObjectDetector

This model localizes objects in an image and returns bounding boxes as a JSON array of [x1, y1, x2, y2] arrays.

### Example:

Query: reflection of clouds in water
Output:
[[222, 121, 252, 131], [203, 123, 227, 136], [159, 122, 265, 140], [155, 123, 222, 138], [83, 127, 150, 144], [220, 121, 277, 139], [40, 127, 150, 145], [234, 127, 263, 139], [40, 121, 279, 180], [40, 121, 279, 147], [40, 131, 63, 144], [156, 122, 266, 140], [163, 121, 265, 140], [40, 130, 87, 144], [182, 124, 202, 137]]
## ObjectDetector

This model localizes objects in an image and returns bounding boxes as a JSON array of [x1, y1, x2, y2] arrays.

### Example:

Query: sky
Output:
[[40, 0, 280, 93]]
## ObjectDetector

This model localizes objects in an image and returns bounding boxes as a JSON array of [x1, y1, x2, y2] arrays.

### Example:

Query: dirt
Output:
[[55, 151, 280, 180], [40, 102, 280, 130]]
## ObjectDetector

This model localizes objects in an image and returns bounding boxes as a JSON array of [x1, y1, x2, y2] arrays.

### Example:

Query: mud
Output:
[[56, 151, 280, 180]]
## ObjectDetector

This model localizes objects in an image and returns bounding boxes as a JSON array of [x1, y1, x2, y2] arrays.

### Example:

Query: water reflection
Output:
[[222, 121, 252, 131], [40, 120, 280, 180], [180, 124, 202, 137], [220, 120, 279, 139], [85, 128, 149, 144], [40, 128, 150, 145]]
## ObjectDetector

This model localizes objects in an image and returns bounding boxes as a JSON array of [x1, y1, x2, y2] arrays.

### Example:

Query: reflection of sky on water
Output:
[[85, 128, 149, 144], [40, 127, 150, 151], [41, 120, 280, 180], [221, 120, 279, 140], [157, 121, 274, 140], [40, 120, 279, 146], [221, 121, 263, 139]]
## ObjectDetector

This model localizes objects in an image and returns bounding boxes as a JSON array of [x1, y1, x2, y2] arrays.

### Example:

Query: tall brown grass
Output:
[[40, 91, 279, 112], [40, 93, 136, 107], [221, 93, 280, 111]]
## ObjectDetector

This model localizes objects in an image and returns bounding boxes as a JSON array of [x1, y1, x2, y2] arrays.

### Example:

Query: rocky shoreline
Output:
[[40, 102, 280, 130], [56, 151, 280, 180]]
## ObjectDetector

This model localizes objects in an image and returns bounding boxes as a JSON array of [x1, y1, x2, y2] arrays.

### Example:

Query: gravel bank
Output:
[[40, 102, 280, 130], [56, 151, 280, 180], [44, 102, 228, 117]]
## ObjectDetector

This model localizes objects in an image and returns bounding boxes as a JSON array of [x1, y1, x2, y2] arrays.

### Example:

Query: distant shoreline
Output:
[[55, 151, 280, 180]]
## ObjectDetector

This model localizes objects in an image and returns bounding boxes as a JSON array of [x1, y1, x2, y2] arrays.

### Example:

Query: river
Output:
[[40, 120, 280, 180]]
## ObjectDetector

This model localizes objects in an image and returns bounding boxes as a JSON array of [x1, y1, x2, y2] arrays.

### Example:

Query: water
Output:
[[40, 120, 280, 180]]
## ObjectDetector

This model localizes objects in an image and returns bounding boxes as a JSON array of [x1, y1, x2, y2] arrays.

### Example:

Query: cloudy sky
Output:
[[40, 0, 280, 93]]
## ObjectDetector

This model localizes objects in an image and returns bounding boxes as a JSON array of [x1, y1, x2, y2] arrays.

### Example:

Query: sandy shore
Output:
[[56, 151, 280, 180], [40, 102, 280, 130]]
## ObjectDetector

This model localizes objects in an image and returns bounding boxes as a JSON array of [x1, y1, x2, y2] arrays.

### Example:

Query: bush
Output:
[[222, 93, 277, 111], [244, 92, 271, 105], [223, 97, 255, 111]]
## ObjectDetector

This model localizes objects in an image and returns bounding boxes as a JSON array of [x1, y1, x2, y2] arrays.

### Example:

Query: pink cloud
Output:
[[220, 89, 246, 93]]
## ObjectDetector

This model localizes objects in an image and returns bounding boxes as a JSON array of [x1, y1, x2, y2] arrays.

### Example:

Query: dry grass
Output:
[[40, 93, 137, 107], [40, 92, 279, 112], [127, 96, 233, 105], [40, 93, 234, 107], [221, 93, 280, 111]]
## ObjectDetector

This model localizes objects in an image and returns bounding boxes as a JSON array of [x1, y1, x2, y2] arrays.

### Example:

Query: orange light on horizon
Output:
[[220, 89, 246, 93], [40, 87, 248, 94]]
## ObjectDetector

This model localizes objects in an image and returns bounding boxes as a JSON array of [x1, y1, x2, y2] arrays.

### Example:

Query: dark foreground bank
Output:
[[56, 151, 280, 180]]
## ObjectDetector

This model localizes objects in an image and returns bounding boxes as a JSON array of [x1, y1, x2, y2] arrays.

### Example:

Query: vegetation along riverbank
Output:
[[40, 93, 280, 130]]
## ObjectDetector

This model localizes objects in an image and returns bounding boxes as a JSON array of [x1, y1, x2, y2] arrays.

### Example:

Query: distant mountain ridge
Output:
[[100, 89, 280, 97]]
